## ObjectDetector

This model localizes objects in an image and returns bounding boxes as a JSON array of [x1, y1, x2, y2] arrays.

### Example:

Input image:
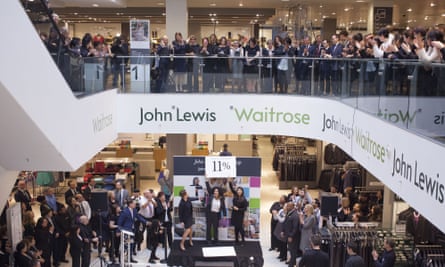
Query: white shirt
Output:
[[211, 198, 221, 213], [139, 197, 155, 218], [80, 200, 91, 220]]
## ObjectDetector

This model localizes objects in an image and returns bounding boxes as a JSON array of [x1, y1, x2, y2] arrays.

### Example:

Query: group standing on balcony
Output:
[[40, 23, 445, 95]]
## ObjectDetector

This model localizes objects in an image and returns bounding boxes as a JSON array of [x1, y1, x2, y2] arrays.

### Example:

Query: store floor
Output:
[[47, 136, 312, 266]]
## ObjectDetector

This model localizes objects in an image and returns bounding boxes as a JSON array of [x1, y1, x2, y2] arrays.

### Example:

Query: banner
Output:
[[173, 156, 261, 240]]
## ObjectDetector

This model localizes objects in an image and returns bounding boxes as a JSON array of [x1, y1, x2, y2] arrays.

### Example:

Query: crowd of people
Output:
[[0, 171, 175, 267], [40, 20, 445, 96], [269, 182, 388, 267]]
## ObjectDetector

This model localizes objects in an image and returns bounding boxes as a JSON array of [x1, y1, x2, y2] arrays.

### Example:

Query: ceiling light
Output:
[[92, 3, 99, 7], [430, 2, 436, 7], [319, 5, 323, 8], [209, 3, 216, 6], [344, 8, 350, 12], [239, 3, 243, 7], [356, 0, 365, 2], [162, 12, 166, 16], [157, 2, 164, 5], [407, 8, 412, 12], [332, 12, 336, 15], [314, 19, 318, 21], [442, 13, 445, 16], [281, 0, 290, 2], [88, 17, 92, 20], [74, 12, 78, 15], [256, 14, 260, 17]]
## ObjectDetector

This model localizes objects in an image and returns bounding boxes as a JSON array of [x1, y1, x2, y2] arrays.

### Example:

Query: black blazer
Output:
[[206, 197, 227, 218], [283, 210, 300, 240], [155, 199, 172, 223], [14, 252, 33, 267], [14, 190, 32, 211], [69, 234, 83, 254], [64, 189, 79, 205]]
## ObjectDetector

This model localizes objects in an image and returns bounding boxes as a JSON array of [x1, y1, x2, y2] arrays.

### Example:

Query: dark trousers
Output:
[[206, 212, 219, 241], [287, 239, 298, 267], [270, 219, 278, 249], [70, 250, 81, 267], [278, 240, 287, 259], [234, 224, 245, 242], [81, 245, 91, 267], [146, 222, 159, 260]]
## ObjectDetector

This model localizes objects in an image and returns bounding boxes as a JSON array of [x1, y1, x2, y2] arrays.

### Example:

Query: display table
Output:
[[167, 240, 263, 267]]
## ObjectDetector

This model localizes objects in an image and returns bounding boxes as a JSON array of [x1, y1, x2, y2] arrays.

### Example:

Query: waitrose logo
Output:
[[232, 106, 310, 124]]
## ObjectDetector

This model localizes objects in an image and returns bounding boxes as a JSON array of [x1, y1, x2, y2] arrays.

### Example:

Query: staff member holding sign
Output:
[[229, 181, 248, 244], [206, 186, 227, 244]]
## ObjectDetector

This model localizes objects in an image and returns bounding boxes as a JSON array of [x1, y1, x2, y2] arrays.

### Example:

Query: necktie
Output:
[[149, 202, 153, 218], [120, 190, 124, 206], [80, 203, 85, 215]]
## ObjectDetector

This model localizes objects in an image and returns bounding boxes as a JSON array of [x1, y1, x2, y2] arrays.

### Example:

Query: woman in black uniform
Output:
[[229, 181, 248, 243], [69, 225, 83, 267], [178, 189, 194, 251], [206, 187, 226, 243]]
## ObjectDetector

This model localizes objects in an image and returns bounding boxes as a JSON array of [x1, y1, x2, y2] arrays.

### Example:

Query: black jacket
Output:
[[14, 190, 32, 211], [345, 254, 366, 267], [374, 249, 395, 267], [299, 249, 330, 267]]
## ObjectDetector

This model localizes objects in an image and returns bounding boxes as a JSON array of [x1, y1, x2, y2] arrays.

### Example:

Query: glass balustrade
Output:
[[18, 0, 445, 142]]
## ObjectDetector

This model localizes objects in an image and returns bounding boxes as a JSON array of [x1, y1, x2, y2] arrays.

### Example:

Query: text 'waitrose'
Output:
[[233, 107, 310, 124]]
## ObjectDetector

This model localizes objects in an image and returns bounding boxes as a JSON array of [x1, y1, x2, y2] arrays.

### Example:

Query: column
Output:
[[166, 0, 188, 42], [368, 0, 394, 33], [166, 134, 187, 174], [382, 186, 394, 229]]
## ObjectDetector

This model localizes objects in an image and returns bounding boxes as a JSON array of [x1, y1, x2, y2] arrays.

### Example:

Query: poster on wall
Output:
[[130, 20, 150, 49], [129, 20, 151, 93], [173, 156, 261, 241]]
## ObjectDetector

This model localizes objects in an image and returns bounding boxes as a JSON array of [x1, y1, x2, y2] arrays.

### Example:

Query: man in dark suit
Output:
[[82, 178, 95, 203], [327, 34, 344, 95], [118, 199, 149, 263], [298, 36, 316, 95], [64, 180, 79, 205], [114, 181, 130, 208], [282, 202, 301, 267], [79, 215, 98, 267], [14, 179, 32, 211]]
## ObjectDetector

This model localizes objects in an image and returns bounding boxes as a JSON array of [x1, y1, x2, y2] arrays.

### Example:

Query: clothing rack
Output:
[[415, 245, 445, 267], [329, 228, 378, 267]]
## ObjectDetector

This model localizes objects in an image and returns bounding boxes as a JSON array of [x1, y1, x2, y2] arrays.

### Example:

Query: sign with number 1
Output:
[[205, 156, 236, 178]]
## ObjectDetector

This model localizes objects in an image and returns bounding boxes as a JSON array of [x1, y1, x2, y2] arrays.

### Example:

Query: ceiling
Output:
[[25, 0, 445, 31]]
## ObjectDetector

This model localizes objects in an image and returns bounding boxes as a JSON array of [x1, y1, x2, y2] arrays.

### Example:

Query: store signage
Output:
[[118, 94, 445, 232], [391, 148, 445, 204], [344, 97, 445, 136], [92, 113, 113, 134], [205, 156, 236, 178], [321, 113, 353, 140]]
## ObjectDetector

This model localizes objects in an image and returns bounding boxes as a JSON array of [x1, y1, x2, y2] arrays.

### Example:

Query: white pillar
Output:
[[166, 0, 188, 43]]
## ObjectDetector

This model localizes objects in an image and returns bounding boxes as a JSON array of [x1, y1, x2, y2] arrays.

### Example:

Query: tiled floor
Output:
[[51, 136, 297, 266]]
